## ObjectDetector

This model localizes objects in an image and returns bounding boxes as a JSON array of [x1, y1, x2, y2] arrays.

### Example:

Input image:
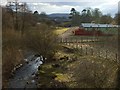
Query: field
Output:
[[36, 27, 119, 88], [85, 27, 118, 35], [36, 45, 118, 88], [2, 25, 119, 88], [2, 2, 119, 88]]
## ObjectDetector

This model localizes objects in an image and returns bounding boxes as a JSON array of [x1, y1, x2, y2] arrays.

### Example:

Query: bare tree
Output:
[[20, 2, 30, 36]]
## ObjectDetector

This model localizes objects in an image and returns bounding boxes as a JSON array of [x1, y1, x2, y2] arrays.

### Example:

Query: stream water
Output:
[[8, 55, 43, 88]]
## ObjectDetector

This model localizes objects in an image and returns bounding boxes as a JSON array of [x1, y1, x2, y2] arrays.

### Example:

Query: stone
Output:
[[38, 66, 41, 70]]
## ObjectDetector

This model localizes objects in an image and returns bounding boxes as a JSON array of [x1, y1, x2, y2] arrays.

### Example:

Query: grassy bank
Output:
[[2, 24, 58, 87], [2, 30, 24, 87], [36, 46, 118, 88]]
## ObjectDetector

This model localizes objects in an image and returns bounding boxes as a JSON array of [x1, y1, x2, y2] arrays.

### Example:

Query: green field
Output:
[[85, 27, 118, 35]]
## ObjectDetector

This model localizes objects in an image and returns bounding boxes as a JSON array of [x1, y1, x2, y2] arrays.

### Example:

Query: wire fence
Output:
[[57, 37, 119, 63]]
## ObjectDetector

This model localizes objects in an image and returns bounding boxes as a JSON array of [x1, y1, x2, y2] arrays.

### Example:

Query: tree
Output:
[[81, 9, 87, 23], [40, 12, 47, 18], [114, 13, 120, 24], [92, 8, 102, 23], [20, 2, 30, 36], [82, 9, 87, 14], [100, 14, 113, 24], [2, 7, 14, 30], [6, 1, 32, 35], [34, 11, 39, 14], [5, 2, 15, 29], [5, 1, 19, 31], [86, 8, 93, 22], [69, 8, 81, 26], [39, 12, 48, 22], [81, 8, 93, 23]]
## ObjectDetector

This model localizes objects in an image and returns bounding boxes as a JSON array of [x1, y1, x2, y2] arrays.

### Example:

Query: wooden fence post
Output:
[[81, 45, 83, 55], [77, 41, 79, 48], [98, 46, 100, 57], [61, 38, 63, 43], [66, 38, 67, 43], [81, 37, 82, 43], [116, 53, 118, 62], [86, 47, 87, 55], [68, 42, 69, 46], [76, 39, 78, 48], [91, 48, 93, 56], [66, 38, 67, 45], [105, 50, 108, 59], [65, 38, 67, 45], [74, 41, 76, 48], [87, 37, 88, 42], [78, 43, 79, 48]]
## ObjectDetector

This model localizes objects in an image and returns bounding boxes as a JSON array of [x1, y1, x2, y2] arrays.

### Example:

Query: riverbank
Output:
[[36, 46, 118, 88]]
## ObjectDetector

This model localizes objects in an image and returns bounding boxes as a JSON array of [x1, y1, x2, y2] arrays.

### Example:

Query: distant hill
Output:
[[48, 13, 69, 18]]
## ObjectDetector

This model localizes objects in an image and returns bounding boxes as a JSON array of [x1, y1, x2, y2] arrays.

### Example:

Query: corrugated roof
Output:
[[81, 23, 118, 28]]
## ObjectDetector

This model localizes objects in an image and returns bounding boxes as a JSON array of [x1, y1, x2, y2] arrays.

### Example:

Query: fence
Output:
[[57, 37, 119, 63]]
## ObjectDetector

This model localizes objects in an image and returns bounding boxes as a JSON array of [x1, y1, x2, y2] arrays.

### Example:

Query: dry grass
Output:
[[67, 56, 118, 88], [37, 46, 118, 88], [54, 28, 69, 35], [55, 73, 71, 82], [2, 30, 24, 87]]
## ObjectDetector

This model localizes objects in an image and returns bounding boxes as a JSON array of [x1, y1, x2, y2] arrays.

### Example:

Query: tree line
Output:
[[69, 8, 118, 26], [3, 2, 119, 28], [2, 2, 55, 36]]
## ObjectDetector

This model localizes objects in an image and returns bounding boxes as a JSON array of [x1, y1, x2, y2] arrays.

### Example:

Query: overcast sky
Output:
[[1, 0, 120, 17]]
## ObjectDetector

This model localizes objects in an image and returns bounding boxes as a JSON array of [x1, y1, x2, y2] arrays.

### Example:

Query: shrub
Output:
[[24, 24, 59, 60]]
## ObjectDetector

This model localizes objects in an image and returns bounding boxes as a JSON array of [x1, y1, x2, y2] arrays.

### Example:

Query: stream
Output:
[[8, 54, 44, 88]]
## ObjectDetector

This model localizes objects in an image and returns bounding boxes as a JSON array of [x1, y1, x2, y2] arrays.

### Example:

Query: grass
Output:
[[37, 45, 118, 88], [99, 28, 118, 34], [37, 47, 74, 88], [86, 27, 118, 35], [55, 73, 71, 82], [54, 27, 69, 35], [66, 55, 118, 88]]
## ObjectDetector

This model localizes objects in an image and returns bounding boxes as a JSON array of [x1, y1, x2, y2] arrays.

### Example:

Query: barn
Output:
[[81, 23, 118, 35]]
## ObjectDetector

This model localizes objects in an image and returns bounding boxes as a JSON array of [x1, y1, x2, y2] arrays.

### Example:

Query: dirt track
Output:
[[58, 27, 78, 39]]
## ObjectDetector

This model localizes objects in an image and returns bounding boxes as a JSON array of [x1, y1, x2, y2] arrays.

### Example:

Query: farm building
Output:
[[80, 23, 118, 35]]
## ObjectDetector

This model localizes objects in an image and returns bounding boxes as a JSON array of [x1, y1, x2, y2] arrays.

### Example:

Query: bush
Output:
[[24, 24, 59, 60]]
